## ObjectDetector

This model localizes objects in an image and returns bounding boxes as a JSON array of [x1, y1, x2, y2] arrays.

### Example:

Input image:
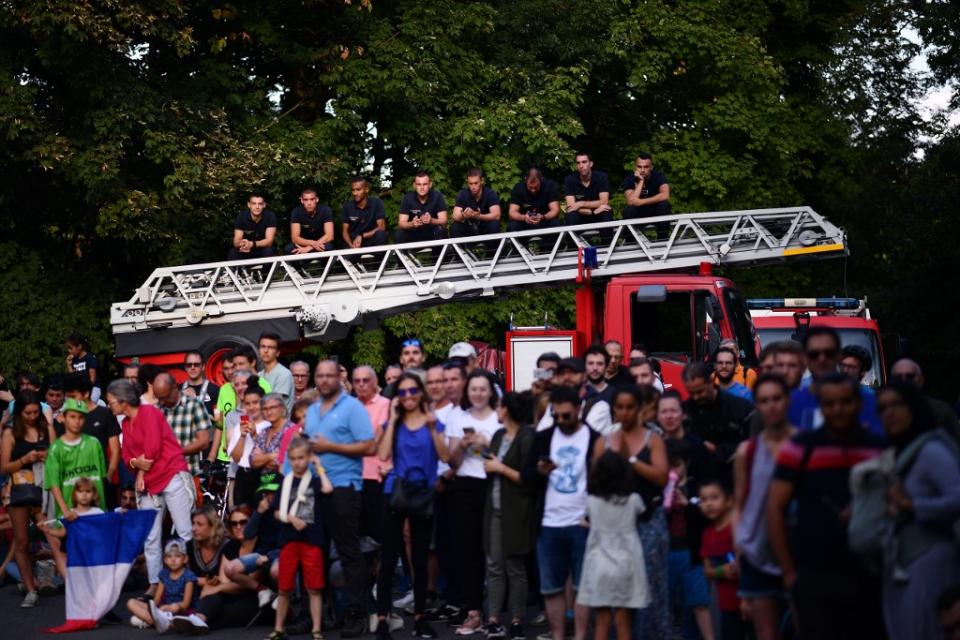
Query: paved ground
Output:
[[1, 584, 547, 639]]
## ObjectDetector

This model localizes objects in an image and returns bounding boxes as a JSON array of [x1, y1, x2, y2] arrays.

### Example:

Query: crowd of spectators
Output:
[[2, 327, 960, 640], [226, 152, 671, 260]]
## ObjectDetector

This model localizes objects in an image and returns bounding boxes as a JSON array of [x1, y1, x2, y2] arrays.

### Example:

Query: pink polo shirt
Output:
[[120, 404, 189, 495], [360, 394, 390, 482]]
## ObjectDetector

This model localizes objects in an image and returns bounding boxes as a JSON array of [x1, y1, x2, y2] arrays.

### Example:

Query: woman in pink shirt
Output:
[[106, 379, 193, 596]]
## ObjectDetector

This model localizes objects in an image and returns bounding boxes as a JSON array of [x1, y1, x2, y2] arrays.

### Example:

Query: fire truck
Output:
[[748, 297, 885, 387], [110, 206, 847, 389]]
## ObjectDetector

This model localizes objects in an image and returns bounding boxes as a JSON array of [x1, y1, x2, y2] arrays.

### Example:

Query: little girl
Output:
[[39, 477, 105, 539], [126, 538, 198, 631], [576, 451, 651, 640]]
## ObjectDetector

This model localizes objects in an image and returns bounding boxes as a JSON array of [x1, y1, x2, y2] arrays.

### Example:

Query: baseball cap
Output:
[[448, 342, 477, 359], [61, 398, 89, 416], [257, 473, 280, 494], [164, 539, 187, 555], [557, 357, 585, 373]]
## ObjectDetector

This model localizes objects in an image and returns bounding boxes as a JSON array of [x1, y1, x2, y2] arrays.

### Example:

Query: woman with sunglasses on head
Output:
[[447, 370, 501, 636], [250, 393, 296, 475], [373, 372, 449, 640], [877, 382, 960, 640], [0, 390, 56, 608]]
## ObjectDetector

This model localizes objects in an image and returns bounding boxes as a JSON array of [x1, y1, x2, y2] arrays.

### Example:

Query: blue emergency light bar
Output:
[[746, 298, 862, 310]]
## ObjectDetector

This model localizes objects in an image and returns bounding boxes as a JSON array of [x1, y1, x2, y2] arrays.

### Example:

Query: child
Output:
[[266, 437, 332, 640], [664, 439, 714, 640], [44, 398, 107, 519], [39, 478, 105, 540], [126, 538, 197, 631], [699, 479, 747, 640], [576, 451, 650, 640]]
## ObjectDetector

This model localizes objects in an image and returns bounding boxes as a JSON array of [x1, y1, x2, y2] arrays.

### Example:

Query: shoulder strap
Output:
[[742, 435, 760, 499]]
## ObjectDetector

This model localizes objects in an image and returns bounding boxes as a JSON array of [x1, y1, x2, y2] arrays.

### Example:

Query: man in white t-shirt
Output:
[[523, 386, 600, 640]]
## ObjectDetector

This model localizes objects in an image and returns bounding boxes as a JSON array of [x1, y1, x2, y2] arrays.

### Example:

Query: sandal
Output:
[[455, 613, 483, 636], [311, 632, 324, 640], [264, 631, 287, 640]]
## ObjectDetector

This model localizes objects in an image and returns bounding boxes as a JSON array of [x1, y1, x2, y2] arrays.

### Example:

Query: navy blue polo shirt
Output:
[[340, 197, 386, 238], [399, 190, 448, 220], [509, 180, 561, 216], [290, 205, 333, 241], [234, 210, 278, 242], [455, 186, 501, 215], [563, 170, 611, 202], [622, 170, 670, 218]]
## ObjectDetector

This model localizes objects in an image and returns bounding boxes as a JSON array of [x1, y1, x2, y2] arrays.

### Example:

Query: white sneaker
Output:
[[392, 590, 415, 612], [258, 588, 276, 609], [130, 615, 150, 629], [387, 612, 404, 631], [20, 590, 39, 608], [149, 601, 173, 634]]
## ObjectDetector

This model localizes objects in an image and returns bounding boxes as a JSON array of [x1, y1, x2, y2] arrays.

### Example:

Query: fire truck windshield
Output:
[[756, 327, 884, 388]]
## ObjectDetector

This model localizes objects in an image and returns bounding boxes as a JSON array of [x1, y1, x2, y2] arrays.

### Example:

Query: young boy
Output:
[[44, 398, 107, 519], [699, 479, 747, 640], [665, 439, 714, 640], [266, 437, 332, 640]]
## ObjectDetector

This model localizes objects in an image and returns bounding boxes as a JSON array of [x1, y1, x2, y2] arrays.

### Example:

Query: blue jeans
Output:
[[536, 525, 588, 595]]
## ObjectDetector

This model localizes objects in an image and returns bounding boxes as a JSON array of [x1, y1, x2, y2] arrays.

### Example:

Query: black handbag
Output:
[[389, 475, 434, 518], [10, 483, 43, 507]]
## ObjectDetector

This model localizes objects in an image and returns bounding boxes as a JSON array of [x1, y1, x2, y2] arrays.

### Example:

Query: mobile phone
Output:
[[462, 427, 476, 435], [533, 368, 553, 381], [481, 451, 495, 460]]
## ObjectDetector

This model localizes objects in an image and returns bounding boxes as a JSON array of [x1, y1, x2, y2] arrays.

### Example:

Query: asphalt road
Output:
[[1, 584, 547, 639]]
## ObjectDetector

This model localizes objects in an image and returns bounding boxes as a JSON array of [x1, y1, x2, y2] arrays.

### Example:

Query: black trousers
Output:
[[361, 479, 384, 543], [232, 467, 260, 509], [451, 477, 488, 612], [322, 486, 366, 617], [227, 246, 277, 260], [196, 592, 267, 628], [792, 580, 885, 640], [376, 506, 432, 616]]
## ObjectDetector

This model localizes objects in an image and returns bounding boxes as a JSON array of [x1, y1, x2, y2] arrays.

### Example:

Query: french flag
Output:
[[45, 510, 156, 633]]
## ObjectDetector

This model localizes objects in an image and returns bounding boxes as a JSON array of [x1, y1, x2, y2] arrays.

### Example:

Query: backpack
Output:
[[847, 448, 895, 565], [848, 429, 960, 567]]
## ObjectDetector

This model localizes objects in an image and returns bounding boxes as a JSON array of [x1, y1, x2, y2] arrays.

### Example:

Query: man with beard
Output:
[[507, 167, 562, 233], [395, 171, 449, 244], [290, 360, 375, 638], [712, 346, 753, 401], [682, 362, 754, 478], [603, 340, 634, 389], [584, 344, 616, 406], [523, 386, 602, 640]]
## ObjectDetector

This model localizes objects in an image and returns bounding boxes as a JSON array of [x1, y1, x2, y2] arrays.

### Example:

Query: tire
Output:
[[198, 335, 257, 385]]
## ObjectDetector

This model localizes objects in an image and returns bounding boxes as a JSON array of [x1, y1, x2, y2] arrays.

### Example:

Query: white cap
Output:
[[448, 342, 477, 359]]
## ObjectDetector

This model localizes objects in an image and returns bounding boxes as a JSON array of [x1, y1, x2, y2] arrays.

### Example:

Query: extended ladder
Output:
[[110, 206, 846, 347]]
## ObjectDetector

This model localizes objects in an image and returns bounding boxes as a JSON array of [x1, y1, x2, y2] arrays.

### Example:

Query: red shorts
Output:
[[278, 541, 325, 592]]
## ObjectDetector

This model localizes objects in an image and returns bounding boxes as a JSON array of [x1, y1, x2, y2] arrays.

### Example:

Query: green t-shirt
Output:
[[44, 434, 107, 517], [214, 377, 272, 461]]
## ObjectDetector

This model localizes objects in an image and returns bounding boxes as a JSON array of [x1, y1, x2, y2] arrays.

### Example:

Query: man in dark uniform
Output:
[[340, 177, 388, 250], [289, 187, 335, 254], [229, 192, 277, 259]]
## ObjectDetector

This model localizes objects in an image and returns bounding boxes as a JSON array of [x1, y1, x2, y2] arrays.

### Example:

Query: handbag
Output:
[[387, 422, 435, 517], [389, 475, 434, 518], [10, 469, 43, 507]]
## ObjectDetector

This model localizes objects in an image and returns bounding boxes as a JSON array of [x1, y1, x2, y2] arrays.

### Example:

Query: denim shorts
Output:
[[737, 555, 784, 599], [237, 550, 280, 574], [537, 525, 588, 595], [667, 550, 710, 608]]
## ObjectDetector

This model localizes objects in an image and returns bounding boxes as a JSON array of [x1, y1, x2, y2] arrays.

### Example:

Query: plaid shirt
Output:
[[162, 394, 212, 475]]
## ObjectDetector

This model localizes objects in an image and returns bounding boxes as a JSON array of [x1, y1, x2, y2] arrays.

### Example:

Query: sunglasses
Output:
[[402, 339, 422, 348], [396, 388, 421, 398], [553, 411, 576, 421], [184, 362, 202, 368], [230, 519, 249, 527], [891, 373, 917, 382], [806, 349, 838, 360]]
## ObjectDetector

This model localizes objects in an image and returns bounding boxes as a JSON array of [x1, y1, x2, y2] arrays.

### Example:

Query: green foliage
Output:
[[0, 0, 955, 381]]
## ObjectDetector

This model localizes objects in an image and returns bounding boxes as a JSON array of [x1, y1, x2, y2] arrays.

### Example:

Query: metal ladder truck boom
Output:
[[110, 206, 847, 358]]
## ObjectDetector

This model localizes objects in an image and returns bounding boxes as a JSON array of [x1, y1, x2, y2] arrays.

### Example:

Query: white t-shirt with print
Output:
[[542, 425, 591, 527]]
